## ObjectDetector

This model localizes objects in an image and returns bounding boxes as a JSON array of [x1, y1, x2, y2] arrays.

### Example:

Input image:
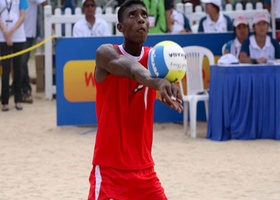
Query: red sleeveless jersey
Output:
[[93, 45, 156, 170]]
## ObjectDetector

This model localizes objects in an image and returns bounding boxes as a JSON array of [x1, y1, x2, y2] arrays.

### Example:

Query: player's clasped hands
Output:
[[158, 79, 183, 113]]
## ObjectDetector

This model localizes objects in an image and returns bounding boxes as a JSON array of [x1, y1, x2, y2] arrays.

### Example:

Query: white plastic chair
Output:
[[179, 46, 215, 138]]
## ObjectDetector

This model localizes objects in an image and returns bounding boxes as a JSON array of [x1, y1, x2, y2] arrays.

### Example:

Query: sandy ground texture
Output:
[[1, 56, 280, 200]]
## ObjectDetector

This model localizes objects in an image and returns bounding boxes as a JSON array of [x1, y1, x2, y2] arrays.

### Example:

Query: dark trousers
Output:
[[21, 38, 35, 94], [0, 42, 25, 105], [276, 19, 280, 30]]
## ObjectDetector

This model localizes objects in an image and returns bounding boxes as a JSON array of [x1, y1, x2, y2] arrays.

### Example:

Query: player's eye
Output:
[[141, 13, 148, 18]]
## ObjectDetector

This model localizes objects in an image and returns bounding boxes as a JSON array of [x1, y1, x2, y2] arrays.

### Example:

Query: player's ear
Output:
[[117, 23, 124, 32]]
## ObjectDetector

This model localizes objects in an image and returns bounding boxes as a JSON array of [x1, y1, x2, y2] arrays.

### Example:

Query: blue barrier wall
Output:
[[56, 33, 234, 126]]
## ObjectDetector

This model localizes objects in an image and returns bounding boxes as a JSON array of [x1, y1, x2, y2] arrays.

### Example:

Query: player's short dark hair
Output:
[[117, 0, 147, 23]]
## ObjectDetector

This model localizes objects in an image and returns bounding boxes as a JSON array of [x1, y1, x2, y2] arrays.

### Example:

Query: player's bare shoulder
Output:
[[95, 44, 119, 83], [96, 44, 118, 58]]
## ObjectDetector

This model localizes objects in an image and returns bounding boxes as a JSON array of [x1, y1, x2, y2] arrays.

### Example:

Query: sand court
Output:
[[1, 95, 280, 199], [1, 56, 280, 199]]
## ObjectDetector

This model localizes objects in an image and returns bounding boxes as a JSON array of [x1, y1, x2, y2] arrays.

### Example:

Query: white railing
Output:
[[176, 2, 269, 32], [43, 5, 120, 99], [43, 2, 269, 100]]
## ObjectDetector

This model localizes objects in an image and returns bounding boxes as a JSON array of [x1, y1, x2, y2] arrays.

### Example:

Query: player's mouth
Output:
[[137, 27, 146, 33]]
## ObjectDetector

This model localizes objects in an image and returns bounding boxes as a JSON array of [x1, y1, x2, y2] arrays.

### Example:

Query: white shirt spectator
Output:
[[199, 13, 232, 33], [249, 35, 276, 61], [223, 14, 249, 58], [170, 9, 191, 33], [0, 0, 27, 42], [198, 0, 233, 33], [229, 38, 242, 58], [73, 17, 111, 37]]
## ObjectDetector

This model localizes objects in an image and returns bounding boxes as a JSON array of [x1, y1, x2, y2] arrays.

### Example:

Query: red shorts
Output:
[[88, 165, 167, 200]]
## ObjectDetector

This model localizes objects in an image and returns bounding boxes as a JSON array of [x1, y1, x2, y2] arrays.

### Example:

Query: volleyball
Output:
[[148, 40, 187, 82]]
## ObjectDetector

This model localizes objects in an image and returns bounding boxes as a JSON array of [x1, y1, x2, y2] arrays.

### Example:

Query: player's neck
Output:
[[122, 42, 143, 56]]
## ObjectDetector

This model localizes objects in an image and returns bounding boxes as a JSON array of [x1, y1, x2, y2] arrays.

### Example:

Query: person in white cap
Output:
[[73, 0, 111, 37], [198, 0, 233, 32], [223, 14, 250, 58], [239, 12, 280, 64]]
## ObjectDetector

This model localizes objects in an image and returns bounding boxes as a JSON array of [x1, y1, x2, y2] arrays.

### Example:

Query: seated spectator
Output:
[[223, 15, 249, 58], [169, 6, 192, 33], [198, 0, 233, 33], [239, 12, 280, 64], [73, 0, 111, 37]]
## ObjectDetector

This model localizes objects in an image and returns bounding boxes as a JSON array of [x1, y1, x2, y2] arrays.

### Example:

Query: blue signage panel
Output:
[[56, 33, 234, 126]]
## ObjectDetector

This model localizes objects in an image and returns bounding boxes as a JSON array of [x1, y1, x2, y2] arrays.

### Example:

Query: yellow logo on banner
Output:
[[62, 57, 216, 102], [64, 60, 96, 102]]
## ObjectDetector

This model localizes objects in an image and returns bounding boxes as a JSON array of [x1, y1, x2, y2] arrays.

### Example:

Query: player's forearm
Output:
[[96, 44, 164, 89], [129, 64, 163, 90], [105, 56, 160, 90]]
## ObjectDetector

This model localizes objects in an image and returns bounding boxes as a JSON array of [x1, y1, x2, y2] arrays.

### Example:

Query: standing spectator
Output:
[[73, 0, 111, 37], [0, 0, 28, 111], [239, 12, 280, 63], [61, 0, 78, 36], [63, 0, 78, 14], [198, 0, 233, 32], [223, 14, 250, 58], [21, 0, 47, 104]]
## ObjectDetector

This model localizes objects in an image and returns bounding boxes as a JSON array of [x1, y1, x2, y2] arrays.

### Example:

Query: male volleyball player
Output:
[[88, 0, 183, 199]]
